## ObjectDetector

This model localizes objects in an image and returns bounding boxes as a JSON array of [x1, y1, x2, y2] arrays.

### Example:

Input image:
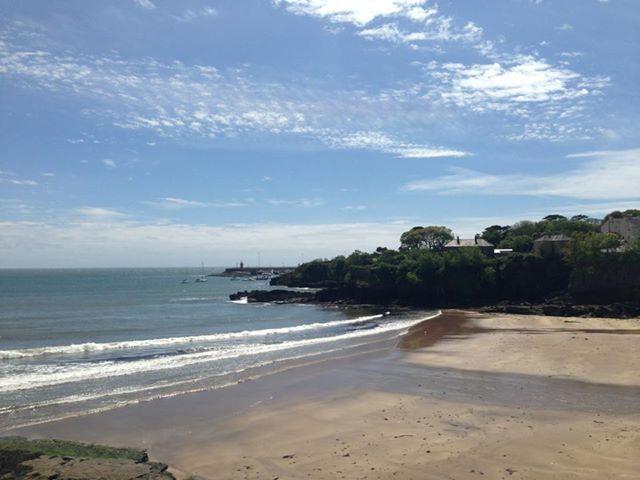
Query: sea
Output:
[[0, 268, 432, 431]]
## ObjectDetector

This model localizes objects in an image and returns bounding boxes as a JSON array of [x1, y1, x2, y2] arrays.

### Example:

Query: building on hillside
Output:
[[444, 236, 494, 256], [601, 215, 640, 244], [533, 234, 572, 257]]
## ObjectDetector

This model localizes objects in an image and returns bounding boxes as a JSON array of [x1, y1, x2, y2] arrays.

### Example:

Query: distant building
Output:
[[533, 234, 572, 257], [445, 236, 494, 256], [601, 215, 640, 244], [494, 248, 514, 256]]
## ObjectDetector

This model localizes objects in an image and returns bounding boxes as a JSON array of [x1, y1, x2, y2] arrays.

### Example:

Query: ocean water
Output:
[[0, 268, 432, 430]]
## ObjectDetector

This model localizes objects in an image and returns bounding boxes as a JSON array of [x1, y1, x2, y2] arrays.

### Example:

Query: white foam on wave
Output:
[[229, 296, 248, 304], [0, 313, 439, 393], [0, 314, 383, 359]]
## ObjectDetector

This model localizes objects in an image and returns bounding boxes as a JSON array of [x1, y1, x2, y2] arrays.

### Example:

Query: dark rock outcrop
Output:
[[229, 289, 316, 304], [481, 300, 640, 318]]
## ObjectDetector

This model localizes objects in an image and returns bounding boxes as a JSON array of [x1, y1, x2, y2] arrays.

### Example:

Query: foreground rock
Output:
[[0, 437, 175, 480], [17, 456, 173, 480]]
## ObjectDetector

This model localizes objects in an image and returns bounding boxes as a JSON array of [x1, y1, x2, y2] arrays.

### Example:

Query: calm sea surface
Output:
[[0, 268, 431, 430]]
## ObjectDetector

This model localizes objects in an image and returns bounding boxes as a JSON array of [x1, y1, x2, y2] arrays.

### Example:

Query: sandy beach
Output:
[[10, 310, 640, 479]]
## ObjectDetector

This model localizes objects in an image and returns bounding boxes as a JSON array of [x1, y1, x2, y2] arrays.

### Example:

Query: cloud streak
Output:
[[403, 149, 640, 200], [147, 197, 249, 210], [326, 131, 469, 158]]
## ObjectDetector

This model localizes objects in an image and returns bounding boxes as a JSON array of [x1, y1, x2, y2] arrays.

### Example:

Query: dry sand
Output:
[[13, 310, 640, 479]]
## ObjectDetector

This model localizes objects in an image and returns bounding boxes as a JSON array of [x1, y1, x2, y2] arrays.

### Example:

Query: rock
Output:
[[16, 456, 174, 480], [481, 300, 640, 319], [229, 290, 316, 304]]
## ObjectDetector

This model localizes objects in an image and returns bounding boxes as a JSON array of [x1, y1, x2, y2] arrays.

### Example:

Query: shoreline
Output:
[[6, 310, 640, 479], [232, 287, 640, 319], [1, 309, 439, 434]]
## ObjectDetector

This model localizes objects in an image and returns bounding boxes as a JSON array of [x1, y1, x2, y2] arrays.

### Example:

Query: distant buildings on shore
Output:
[[444, 236, 495, 256], [533, 234, 572, 257], [601, 214, 640, 245]]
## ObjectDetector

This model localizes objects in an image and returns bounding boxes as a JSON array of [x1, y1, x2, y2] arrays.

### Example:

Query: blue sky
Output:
[[1, 0, 639, 267]]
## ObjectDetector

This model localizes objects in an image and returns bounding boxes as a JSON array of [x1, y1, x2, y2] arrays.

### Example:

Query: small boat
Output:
[[195, 262, 208, 282], [181, 278, 189, 284]]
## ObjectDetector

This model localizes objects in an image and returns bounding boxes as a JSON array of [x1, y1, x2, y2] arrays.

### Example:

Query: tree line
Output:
[[274, 212, 640, 306]]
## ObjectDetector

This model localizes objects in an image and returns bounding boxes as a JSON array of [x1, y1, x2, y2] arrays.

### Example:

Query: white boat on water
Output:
[[195, 262, 208, 282]]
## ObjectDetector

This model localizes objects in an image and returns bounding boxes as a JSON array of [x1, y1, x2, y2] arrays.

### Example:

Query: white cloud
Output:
[[276, 1, 482, 47], [433, 57, 594, 105], [133, 0, 156, 10], [102, 159, 117, 168], [419, 55, 609, 140], [175, 6, 218, 22], [148, 197, 248, 209], [403, 148, 640, 200], [75, 207, 125, 218], [40, 172, 55, 177], [268, 198, 326, 207], [274, 0, 427, 26]]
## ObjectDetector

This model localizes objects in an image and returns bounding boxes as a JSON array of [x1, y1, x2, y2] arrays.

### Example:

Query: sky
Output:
[[1, 0, 639, 267]]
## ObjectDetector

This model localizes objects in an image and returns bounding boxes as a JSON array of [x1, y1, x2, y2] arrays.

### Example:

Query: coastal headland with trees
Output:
[[233, 210, 640, 317]]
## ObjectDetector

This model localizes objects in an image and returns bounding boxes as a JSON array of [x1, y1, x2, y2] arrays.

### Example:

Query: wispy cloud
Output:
[[276, 1, 482, 48], [147, 197, 248, 210], [102, 159, 117, 168], [556, 23, 573, 31], [0, 20, 610, 148], [175, 6, 218, 22], [133, 0, 156, 10], [273, 1, 609, 142], [268, 198, 326, 208], [0, 170, 38, 186], [358, 19, 481, 45], [326, 131, 469, 158], [403, 148, 640, 200], [342, 205, 367, 211], [75, 207, 125, 218]]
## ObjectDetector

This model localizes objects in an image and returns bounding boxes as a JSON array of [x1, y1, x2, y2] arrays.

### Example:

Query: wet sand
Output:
[[10, 310, 640, 479]]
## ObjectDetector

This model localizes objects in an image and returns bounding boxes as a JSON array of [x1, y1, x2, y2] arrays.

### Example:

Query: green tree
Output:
[[542, 214, 568, 222], [399, 226, 453, 251], [500, 235, 534, 253], [481, 225, 511, 246]]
